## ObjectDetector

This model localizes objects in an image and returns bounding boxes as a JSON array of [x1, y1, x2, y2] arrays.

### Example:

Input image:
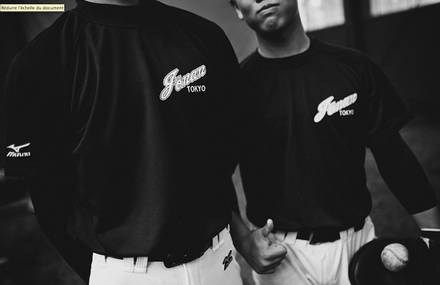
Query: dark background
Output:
[[1, 0, 439, 284]]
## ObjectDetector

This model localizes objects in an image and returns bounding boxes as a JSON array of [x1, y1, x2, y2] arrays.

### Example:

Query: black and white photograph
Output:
[[1, 0, 440, 284]]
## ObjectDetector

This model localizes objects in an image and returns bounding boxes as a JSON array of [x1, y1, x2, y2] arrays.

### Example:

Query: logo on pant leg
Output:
[[223, 250, 233, 271]]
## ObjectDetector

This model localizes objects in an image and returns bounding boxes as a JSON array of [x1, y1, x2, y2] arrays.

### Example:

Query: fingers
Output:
[[242, 218, 288, 275], [261, 258, 284, 274], [252, 242, 287, 274], [261, 268, 276, 274], [265, 243, 287, 260], [261, 219, 274, 238], [253, 255, 285, 274]]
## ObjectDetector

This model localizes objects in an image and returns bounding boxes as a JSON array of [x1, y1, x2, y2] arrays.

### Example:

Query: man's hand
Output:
[[237, 218, 287, 274]]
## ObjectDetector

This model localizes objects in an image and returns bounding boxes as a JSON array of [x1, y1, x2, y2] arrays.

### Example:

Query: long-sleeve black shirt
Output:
[[4, 0, 241, 258]]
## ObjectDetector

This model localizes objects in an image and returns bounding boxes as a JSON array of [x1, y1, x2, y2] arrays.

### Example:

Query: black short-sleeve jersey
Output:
[[4, 0, 241, 257], [239, 39, 413, 231]]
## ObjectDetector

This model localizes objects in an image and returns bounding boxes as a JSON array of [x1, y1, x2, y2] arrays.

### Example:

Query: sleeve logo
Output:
[[6, 143, 31, 158], [314, 93, 358, 123], [160, 65, 207, 101]]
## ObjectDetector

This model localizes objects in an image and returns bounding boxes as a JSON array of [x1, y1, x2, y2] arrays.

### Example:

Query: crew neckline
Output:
[[74, 0, 159, 26], [254, 38, 318, 68]]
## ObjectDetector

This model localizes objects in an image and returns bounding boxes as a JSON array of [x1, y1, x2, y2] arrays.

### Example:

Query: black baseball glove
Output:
[[348, 237, 438, 285]]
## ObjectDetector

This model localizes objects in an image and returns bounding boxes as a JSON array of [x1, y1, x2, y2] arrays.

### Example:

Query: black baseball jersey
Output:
[[239, 39, 432, 231], [4, 0, 241, 257]]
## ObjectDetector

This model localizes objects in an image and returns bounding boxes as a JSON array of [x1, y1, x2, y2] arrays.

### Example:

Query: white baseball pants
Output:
[[89, 227, 242, 285], [253, 217, 376, 285]]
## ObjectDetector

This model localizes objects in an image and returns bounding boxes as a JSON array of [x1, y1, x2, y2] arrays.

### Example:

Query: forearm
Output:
[[230, 211, 252, 252], [413, 206, 440, 229], [371, 132, 437, 214]]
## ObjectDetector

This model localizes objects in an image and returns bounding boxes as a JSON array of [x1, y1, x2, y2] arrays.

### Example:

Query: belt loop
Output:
[[212, 234, 224, 252], [212, 227, 226, 252], [292, 231, 298, 244], [212, 236, 217, 250], [308, 232, 314, 244], [133, 257, 149, 273], [123, 257, 135, 272], [283, 231, 297, 244], [339, 229, 348, 240]]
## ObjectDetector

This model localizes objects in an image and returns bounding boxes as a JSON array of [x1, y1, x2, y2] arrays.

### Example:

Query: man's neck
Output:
[[85, 0, 140, 6], [256, 16, 310, 59]]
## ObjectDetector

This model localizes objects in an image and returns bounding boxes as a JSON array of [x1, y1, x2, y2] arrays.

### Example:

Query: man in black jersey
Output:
[[3, 0, 244, 284], [228, 0, 440, 284]]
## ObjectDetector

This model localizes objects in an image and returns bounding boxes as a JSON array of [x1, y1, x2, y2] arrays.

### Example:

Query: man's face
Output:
[[233, 0, 299, 34]]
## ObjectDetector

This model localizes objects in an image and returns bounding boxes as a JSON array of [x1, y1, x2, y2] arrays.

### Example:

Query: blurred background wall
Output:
[[1, 0, 440, 284]]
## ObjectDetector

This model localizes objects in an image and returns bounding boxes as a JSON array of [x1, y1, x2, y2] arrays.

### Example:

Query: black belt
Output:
[[149, 240, 212, 268], [105, 232, 218, 268], [296, 220, 365, 245]]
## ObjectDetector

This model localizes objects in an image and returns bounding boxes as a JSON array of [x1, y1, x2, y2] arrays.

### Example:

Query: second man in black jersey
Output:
[[229, 0, 440, 284]]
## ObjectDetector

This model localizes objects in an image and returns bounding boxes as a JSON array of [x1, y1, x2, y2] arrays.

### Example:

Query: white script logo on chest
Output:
[[160, 65, 207, 101], [314, 93, 358, 123]]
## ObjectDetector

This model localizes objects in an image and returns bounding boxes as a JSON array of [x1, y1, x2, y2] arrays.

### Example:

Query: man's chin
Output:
[[258, 24, 281, 35], [259, 18, 283, 33]]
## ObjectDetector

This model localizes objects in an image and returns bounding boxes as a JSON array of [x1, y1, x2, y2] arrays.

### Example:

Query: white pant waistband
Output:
[[275, 217, 374, 245], [92, 226, 230, 273]]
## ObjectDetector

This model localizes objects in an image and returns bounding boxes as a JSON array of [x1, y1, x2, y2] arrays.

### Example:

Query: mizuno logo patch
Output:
[[7, 143, 31, 158], [314, 93, 358, 123], [160, 65, 207, 101]]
